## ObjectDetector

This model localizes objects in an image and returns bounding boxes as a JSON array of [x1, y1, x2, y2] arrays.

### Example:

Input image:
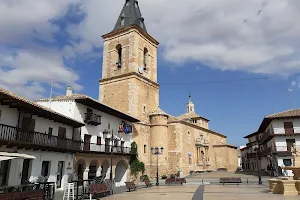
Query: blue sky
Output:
[[1, 0, 300, 147]]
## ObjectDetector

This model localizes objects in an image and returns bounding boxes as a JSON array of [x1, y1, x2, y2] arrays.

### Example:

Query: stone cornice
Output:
[[213, 144, 238, 149], [99, 72, 160, 88], [149, 124, 168, 127], [102, 25, 159, 46], [168, 120, 227, 138]]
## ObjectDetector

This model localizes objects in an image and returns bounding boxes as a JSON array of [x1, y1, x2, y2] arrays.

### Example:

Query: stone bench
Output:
[[269, 179, 300, 196]]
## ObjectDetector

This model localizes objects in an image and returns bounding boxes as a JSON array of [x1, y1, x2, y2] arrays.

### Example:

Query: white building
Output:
[[0, 87, 84, 190], [243, 109, 300, 177], [36, 86, 139, 187]]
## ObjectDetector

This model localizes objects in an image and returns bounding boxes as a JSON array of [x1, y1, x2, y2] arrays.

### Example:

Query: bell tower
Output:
[[99, 0, 160, 122]]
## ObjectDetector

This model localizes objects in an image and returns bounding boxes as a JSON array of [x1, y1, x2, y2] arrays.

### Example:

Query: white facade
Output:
[[243, 116, 300, 177], [36, 95, 136, 187], [37, 100, 134, 148], [0, 102, 80, 190]]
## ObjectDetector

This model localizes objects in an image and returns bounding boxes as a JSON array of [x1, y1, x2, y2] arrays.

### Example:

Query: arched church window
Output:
[[116, 44, 122, 68], [143, 48, 148, 71], [144, 145, 146, 153]]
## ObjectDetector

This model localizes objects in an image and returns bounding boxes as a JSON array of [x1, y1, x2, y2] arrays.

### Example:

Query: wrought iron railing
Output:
[[0, 182, 55, 200], [84, 113, 101, 125], [0, 123, 136, 155]]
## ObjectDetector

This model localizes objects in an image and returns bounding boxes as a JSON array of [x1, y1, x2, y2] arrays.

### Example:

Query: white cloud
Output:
[[0, 0, 82, 99], [65, 0, 300, 75], [2, 0, 300, 98]]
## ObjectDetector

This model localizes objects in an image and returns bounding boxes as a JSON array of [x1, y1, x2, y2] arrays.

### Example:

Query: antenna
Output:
[[49, 80, 54, 109]]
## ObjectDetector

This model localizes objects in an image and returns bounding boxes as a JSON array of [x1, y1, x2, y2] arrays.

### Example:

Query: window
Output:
[[121, 16, 125, 26], [48, 127, 53, 138], [108, 123, 110, 129], [144, 145, 146, 153], [143, 106, 146, 113], [116, 44, 122, 68], [143, 48, 148, 70], [41, 161, 50, 177], [97, 136, 101, 145], [87, 108, 92, 113], [283, 159, 292, 166]]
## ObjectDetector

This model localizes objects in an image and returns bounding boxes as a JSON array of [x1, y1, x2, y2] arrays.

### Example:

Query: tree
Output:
[[129, 142, 145, 177]]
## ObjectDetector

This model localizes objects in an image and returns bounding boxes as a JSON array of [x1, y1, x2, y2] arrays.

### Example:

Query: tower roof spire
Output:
[[113, 0, 147, 32]]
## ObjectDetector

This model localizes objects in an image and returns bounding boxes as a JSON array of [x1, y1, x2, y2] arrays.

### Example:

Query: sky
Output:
[[1, 0, 300, 147]]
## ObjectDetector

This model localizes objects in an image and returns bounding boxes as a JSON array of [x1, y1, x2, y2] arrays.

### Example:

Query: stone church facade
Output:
[[99, 0, 238, 177]]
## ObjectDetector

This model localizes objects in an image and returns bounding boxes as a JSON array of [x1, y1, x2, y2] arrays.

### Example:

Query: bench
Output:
[[0, 189, 45, 200], [89, 183, 110, 200], [144, 179, 152, 187], [219, 177, 242, 185], [125, 182, 136, 192], [165, 178, 186, 185], [22, 189, 45, 200]]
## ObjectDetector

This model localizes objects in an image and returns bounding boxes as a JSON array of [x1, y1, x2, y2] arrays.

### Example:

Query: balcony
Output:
[[246, 145, 300, 158], [84, 113, 101, 126], [0, 123, 136, 155]]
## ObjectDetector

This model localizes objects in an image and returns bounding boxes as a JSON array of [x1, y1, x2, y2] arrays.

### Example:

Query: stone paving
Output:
[[54, 172, 298, 199], [101, 183, 299, 200]]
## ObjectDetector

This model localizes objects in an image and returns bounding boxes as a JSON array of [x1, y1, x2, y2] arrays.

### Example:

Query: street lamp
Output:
[[151, 147, 164, 186], [252, 143, 262, 184], [267, 154, 274, 177]]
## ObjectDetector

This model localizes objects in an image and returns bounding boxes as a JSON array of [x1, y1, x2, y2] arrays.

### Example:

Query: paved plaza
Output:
[[102, 183, 298, 200], [101, 172, 298, 200]]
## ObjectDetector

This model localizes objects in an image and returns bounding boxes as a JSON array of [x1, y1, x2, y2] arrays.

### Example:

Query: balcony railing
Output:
[[0, 123, 136, 155], [246, 145, 300, 158], [84, 113, 101, 126]]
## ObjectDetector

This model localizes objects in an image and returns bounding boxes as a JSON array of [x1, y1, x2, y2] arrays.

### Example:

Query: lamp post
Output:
[[267, 154, 274, 177], [151, 147, 164, 186], [103, 128, 122, 195], [252, 143, 262, 184]]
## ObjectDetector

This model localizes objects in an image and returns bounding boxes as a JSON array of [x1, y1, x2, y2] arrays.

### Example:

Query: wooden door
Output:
[[21, 159, 31, 184], [284, 122, 294, 134], [105, 138, 110, 153], [57, 127, 66, 149], [286, 139, 295, 152], [83, 134, 91, 151]]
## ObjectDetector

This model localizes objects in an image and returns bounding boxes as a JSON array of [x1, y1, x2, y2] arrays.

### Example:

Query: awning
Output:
[[0, 156, 17, 161], [0, 152, 37, 160]]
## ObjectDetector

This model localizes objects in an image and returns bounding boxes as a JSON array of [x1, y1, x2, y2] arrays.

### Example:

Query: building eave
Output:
[[168, 119, 227, 138], [0, 87, 84, 128]]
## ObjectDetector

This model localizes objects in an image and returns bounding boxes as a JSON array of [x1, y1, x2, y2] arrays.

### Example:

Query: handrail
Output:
[[0, 123, 136, 155]]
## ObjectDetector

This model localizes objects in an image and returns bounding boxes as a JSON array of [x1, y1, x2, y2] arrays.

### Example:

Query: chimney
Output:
[[66, 86, 72, 96]]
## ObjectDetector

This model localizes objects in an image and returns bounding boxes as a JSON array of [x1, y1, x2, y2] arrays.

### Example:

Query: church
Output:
[[99, 0, 238, 177]]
